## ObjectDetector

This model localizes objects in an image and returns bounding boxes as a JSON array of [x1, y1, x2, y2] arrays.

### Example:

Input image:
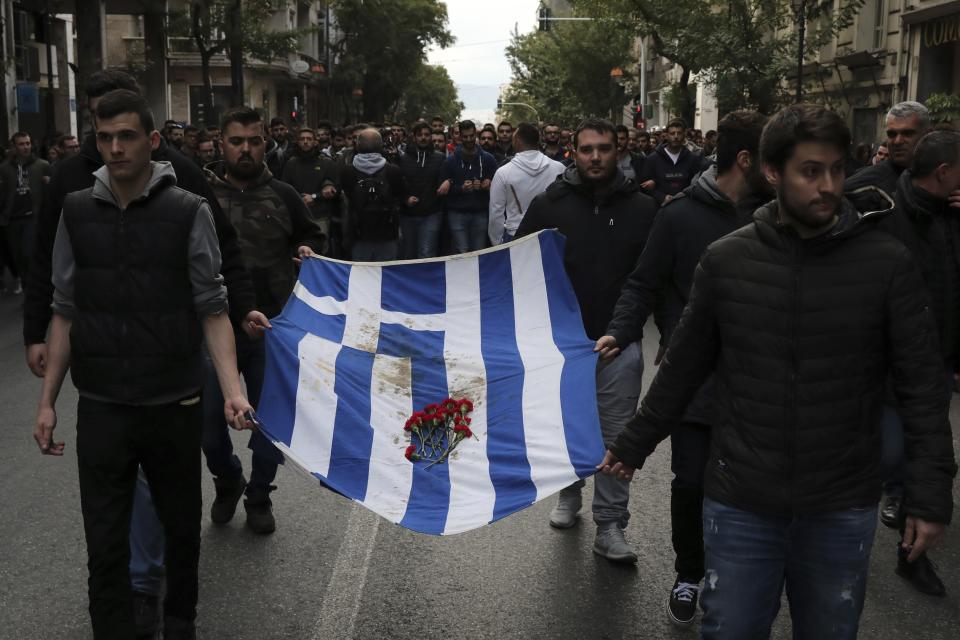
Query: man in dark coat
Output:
[[596, 110, 771, 625], [517, 118, 657, 564], [398, 121, 447, 258], [866, 130, 960, 597], [845, 101, 932, 196], [281, 127, 340, 255], [203, 106, 325, 536], [639, 119, 704, 205], [600, 104, 956, 639]]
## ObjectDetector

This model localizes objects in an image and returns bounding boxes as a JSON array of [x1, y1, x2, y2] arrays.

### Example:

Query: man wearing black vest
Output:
[[34, 90, 255, 640], [23, 69, 262, 638]]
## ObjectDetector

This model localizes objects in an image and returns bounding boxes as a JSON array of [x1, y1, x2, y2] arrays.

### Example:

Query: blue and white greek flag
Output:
[[257, 230, 604, 535]]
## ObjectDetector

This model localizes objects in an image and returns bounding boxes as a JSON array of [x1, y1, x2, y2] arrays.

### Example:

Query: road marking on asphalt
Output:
[[312, 503, 381, 640]]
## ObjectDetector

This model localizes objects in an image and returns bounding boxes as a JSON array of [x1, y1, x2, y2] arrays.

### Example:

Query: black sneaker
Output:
[[211, 472, 247, 524], [667, 577, 700, 625], [161, 616, 196, 640], [133, 591, 160, 638], [244, 494, 276, 534], [896, 549, 946, 596], [879, 495, 902, 529]]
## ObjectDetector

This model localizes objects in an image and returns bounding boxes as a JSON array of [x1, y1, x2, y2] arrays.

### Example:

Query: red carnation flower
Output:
[[404, 445, 417, 461], [457, 399, 474, 413], [425, 403, 439, 413]]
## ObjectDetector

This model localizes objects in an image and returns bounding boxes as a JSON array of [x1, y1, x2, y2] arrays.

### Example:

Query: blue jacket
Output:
[[439, 146, 497, 213]]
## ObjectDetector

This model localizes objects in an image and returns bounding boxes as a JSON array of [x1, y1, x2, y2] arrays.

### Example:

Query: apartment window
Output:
[[856, 0, 886, 51], [872, 0, 886, 50]]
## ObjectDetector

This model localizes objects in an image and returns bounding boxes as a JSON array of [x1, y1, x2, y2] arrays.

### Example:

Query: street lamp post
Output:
[[497, 99, 540, 123], [792, 0, 806, 103]]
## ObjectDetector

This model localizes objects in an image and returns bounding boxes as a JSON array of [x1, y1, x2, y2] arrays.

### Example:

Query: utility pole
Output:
[[44, 6, 56, 133], [793, 0, 806, 103], [228, 0, 244, 107]]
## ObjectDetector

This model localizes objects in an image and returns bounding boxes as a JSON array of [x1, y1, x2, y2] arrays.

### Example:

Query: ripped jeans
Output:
[[700, 497, 877, 640]]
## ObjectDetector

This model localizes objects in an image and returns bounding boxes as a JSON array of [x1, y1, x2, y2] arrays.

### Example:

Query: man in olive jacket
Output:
[[600, 104, 956, 640]]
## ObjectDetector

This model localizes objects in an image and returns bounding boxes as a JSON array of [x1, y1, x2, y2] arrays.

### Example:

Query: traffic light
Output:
[[497, 98, 503, 110], [633, 104, 645, 130], [290, 110, 303, 124]]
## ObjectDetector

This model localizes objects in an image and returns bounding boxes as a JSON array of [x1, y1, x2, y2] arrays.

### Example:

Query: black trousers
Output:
[[670, 420, 711, 582], [76, 394, 202, 639]]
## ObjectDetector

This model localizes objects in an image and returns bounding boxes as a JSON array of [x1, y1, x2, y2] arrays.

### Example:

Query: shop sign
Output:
[[923, 13, 960, 48]]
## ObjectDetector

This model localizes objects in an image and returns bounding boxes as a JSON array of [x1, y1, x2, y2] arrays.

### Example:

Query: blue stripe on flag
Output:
[[300, 258, 351, 301], [378, 322, 452, 535], [256, 318, 308, 447], [380, 260, 446, 315], [478, 249, 538, 520], [539, 233, 604, 475], [323, 347, 376, 499], [280, 296, 346, 344]]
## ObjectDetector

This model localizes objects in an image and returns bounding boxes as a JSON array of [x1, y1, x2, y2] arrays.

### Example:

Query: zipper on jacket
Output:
[[787, 243, 803, 514], [118, 206, 130, 399]]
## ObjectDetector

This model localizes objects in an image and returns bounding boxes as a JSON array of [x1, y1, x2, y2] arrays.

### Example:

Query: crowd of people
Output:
[[6, 64, 959, 640]]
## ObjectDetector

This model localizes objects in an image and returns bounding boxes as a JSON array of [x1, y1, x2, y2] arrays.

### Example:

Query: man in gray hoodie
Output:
[[340, 128, 406, 261], [488, 123, 565, 245]]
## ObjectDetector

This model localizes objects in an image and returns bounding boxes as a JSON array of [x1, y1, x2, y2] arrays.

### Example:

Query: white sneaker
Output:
[[593, 524, 638, 563], [549, 490, 582, 529]]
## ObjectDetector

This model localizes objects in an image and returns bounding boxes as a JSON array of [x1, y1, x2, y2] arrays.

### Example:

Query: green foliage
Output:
[[330, 0, 454, 122], [925, 93, 960, 124], [395, 63, 464, 124], [572, 0, 866, 117], [501, 19, 635, 124], [177, 0, 310, 62]]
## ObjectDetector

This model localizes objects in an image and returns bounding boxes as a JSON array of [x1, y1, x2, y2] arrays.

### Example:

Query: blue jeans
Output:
[[202, 334, 279, 497], [447, 210, 488, 254], [129, 468, 165, 595], [399, 212, 443, 258], [701, 497, 877, 640]]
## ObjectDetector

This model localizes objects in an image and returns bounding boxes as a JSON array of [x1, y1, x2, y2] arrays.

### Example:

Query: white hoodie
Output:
[[488, 150, 565, 245]]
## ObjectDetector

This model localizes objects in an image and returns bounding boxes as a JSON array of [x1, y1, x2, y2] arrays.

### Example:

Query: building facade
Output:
[[636, 0, 959, 143], [1, 0, 344, 145]]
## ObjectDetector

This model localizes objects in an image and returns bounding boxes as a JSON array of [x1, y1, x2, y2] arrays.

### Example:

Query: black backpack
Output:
[[353, 169, 397, 241]]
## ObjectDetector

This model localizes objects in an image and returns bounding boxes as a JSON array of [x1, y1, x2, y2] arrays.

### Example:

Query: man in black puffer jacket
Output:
[[596, 110, 771, 625], [398, 121, 446, 258], [600, 104, 956, 640], [517, 119, 657, 565]]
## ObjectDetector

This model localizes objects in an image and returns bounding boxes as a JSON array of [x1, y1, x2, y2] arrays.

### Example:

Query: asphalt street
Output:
[[1, 292, 959, 640]]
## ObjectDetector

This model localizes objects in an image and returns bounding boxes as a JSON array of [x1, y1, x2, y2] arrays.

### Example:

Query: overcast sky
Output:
[[427, 1, 541, 124]]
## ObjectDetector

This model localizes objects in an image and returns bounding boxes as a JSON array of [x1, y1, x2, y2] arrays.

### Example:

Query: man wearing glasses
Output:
[[202, 106, 325, 535]]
